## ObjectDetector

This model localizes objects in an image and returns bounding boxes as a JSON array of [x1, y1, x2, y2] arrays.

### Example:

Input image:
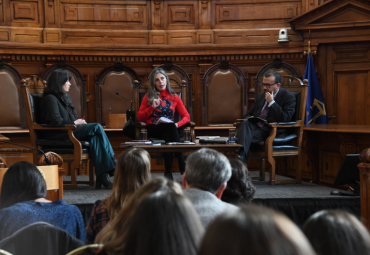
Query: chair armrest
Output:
[[183, 121, 196, 128], [268, 120, 301, 128], [136, 122, 146, 128], [33, 124, 77, 131]]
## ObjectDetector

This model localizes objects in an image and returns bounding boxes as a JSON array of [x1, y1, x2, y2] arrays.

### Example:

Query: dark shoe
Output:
[[95, 173, 113, 189], [238, 151, 247, 163], [164, 171, 174, 180]]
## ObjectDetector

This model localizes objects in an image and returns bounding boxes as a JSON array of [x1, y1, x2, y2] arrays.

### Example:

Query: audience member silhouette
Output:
[[303, 210, 370, 255], [198, 204, 316, 255], [86, 148, 151, 244], [0, 161, 85, 242], [182, 148, 238, 228], [221, 159, 255, 205], [91, 178, 204, 255]]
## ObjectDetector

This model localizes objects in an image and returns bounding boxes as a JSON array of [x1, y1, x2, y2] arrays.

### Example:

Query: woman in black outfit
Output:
[[40, 69, 115, 189]]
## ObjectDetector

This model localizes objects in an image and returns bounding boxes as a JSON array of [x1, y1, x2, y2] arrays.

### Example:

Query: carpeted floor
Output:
[[63, 172, 349, 204]]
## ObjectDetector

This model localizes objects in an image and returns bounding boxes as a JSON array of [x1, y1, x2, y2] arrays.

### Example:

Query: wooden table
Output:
[[121, 143, 241, 159], [303, 124, 370, 184]]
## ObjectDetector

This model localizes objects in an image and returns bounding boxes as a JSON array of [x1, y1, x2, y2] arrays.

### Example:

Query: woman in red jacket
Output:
[[137, 68, 190, 179]]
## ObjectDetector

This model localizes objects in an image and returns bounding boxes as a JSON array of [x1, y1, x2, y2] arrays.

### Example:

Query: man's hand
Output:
[[265, 90, 274, 103], [74, 119, 87, 125], [152, 98, 161, 108]]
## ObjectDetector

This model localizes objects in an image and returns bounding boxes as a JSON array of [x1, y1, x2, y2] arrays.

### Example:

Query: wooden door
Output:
[[319, 42, 370, 125]]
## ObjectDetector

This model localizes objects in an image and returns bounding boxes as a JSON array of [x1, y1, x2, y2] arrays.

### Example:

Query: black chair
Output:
[[0, 222, 84, 255]]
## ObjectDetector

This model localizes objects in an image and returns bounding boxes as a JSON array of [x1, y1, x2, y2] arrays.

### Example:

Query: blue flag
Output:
[[304, 52, 328, 124]]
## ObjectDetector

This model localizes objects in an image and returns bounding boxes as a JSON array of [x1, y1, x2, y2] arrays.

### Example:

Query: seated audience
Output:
[[90, 178, 204, 255], [303, 210, 370, 255], [86, 148, 151, 244], [221, 159, 255, 205], [198, 204, 316, 255], [0, 161, 85, 242], [182, 148, 238, 228]]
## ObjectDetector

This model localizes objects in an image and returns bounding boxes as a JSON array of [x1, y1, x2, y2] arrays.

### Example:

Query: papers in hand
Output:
[[157, 117, 173, 125]]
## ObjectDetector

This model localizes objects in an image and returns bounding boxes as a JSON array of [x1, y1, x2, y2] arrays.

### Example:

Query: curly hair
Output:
[[221, 159, 255, 204]]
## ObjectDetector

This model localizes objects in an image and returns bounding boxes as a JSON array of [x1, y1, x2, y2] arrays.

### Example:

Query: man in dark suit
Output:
[[236, 71, 296, 162]]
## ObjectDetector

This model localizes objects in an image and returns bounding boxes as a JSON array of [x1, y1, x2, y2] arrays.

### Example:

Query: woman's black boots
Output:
[[163, 152, 174, 180], [176, 154, 186, 175], [95, 173, 113, 189]]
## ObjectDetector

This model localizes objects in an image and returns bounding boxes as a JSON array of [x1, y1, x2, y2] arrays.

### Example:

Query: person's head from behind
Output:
[[183, 148, 231, 198], [221, 159, 255, 205], [96, 177, 183, 245], [303, 210, 370, 255], [199, 204, 316, 255], [0, 161, 47, 209], [262, 70, 282, 94], [44, 69, 72, 96], [120, 187, 204, 255], [106, 148, 151, 219]]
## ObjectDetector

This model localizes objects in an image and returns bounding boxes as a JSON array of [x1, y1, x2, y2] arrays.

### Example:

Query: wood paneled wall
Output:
[[0, 0, 309, 47], [1, 0, 369, 183]]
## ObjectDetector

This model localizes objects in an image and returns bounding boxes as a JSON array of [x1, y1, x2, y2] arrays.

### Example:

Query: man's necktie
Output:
[[257, 103, 269, 127]]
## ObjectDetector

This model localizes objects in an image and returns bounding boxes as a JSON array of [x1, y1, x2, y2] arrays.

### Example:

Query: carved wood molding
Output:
[[339, 142, 358, 158], [2, 53, 303, 64], [360, 148, 370, 164]]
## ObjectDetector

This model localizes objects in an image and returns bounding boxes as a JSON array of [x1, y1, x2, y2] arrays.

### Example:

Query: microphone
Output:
[[0, 140, 51, 165], [116, 92, 133, 110], [116, 92, 135, 122]]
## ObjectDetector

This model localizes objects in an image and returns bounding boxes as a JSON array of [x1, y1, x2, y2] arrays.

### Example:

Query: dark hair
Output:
[[0, 161, 47, 209], [198, 205, 316, 255], [264, 70, 282, 84], [120, 189, 204, 255], [43, 69, 72, 97], [303, 210, 370, 255], [221, 159, 255, 204]]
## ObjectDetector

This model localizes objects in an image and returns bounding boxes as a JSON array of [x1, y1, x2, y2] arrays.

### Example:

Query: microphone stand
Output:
[[116, 92, 135, 122], [0, 140, 51, 165]]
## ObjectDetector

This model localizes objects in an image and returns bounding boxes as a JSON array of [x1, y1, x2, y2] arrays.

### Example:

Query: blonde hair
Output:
[[95, 178, 183, 250], [147, 68, 175, 105], [103, 148, 151, 220]]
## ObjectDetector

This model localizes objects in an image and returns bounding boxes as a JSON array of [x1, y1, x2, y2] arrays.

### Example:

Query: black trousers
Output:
[[236, 120, 271, 159], [146, 123, 183, 172]]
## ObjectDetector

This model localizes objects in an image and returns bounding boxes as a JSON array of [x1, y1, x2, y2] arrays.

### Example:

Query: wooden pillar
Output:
[[358, 148, 370, 231]]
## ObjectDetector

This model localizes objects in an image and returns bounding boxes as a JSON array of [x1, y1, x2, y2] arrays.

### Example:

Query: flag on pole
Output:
[[304, 52, 328, 124]]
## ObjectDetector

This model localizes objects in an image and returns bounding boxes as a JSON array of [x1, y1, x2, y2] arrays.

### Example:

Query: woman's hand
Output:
[[74, 119, 87, 125], [152, 98, 161, 108], [175, 123, 179, 128]]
